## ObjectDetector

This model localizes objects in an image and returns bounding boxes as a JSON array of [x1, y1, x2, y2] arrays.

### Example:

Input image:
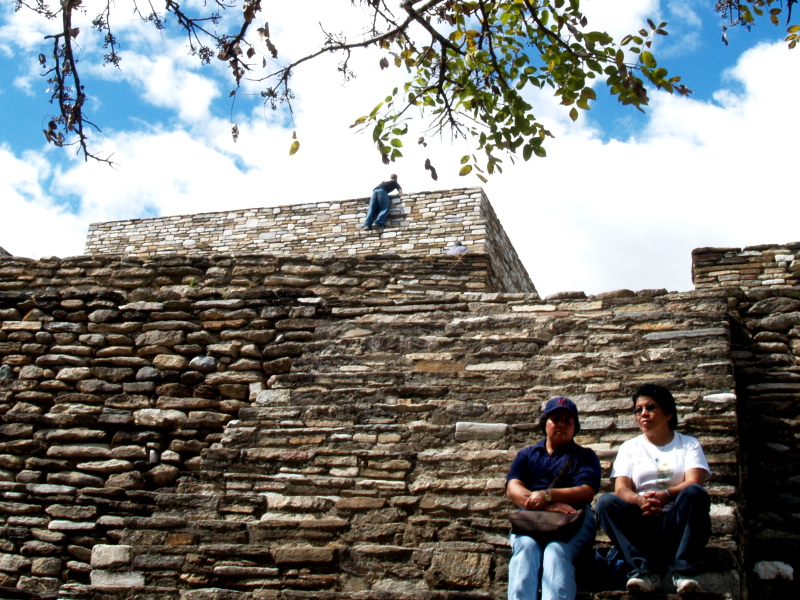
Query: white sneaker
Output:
[[672, 573, 702, 593], [626, 572, 661, 593]]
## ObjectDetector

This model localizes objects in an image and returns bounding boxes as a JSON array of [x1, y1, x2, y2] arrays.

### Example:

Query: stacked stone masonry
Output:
[[694, 243, 800, 600], [0, 254, 504, 299], [0, 188, 798, 600], [0, 262, 743, 600], [83, 188, 534, 295], [693, 243, 800, 291]]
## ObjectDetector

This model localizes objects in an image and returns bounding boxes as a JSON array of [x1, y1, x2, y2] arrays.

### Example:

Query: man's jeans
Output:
[[595, 484, 711, 577], [508, 507, 597, 600], [363, 189, 391, 227]]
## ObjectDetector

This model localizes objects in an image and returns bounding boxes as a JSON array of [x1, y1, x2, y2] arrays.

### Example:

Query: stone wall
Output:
[[83, 189, 535, 295], [693, 243, 800, 292], [0, 264, 742, 600], [480, 196, 532, 295], [0, 254, 503, 299], [692, 243, 800, 598]]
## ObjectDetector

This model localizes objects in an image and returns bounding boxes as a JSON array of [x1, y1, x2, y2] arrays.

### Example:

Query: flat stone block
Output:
[[90, 570, 145, 587], [91, 544, 132, 569], [454, 421, 508, 440]]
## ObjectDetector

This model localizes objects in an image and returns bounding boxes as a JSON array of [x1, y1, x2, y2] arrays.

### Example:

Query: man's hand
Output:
[[543, 502, 577, 515], [524, 490, 549, 510]]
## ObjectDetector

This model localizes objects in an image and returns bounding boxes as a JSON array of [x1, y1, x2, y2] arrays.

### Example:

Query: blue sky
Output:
[[2, 1, 799, 296]]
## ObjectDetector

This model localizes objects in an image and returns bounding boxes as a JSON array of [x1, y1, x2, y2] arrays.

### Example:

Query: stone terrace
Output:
[[83, 188, 533, 295], [0, 283, 741, 600], [1, 190, 799, 600]]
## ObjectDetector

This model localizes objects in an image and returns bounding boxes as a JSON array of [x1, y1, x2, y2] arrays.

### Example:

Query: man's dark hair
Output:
[[632, 383, 678, 430]]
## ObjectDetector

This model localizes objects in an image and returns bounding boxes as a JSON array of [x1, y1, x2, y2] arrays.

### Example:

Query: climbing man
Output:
[[362, 174, 403, 233]]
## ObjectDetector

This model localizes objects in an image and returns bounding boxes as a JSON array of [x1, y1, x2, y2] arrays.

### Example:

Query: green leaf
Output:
[[289, 140, 300, 156], [568, 107, 578, 121], [459, 164, 473, 176], [349, 116, 366, 129], [641, 51, 656, 68], [390, 138, 403, 148], [523, 144, 533, 161]]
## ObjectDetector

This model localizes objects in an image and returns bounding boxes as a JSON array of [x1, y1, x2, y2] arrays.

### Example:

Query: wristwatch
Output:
[[544, 489, 553, 502]]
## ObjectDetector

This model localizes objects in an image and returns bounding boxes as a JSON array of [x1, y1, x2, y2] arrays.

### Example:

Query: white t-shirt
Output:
[[610, 432, 711, 508]]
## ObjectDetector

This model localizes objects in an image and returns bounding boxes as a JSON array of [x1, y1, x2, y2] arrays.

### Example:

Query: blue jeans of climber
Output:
[[363, 188, 391, 228], [508, 507, 597, 600]]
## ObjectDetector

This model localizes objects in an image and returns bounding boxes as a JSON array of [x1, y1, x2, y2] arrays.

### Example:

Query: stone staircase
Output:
[[49, 289, 743, 599]]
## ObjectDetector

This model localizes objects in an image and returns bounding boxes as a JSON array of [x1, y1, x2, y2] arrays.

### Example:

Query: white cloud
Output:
[[484, 39, 800, 296], [0, 146, 87, 258], [95, 54, 221, 123]]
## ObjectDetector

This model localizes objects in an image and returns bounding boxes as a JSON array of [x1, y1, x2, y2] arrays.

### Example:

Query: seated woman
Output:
[[506, 397, 601, 600], [596, 384, 712, 594]]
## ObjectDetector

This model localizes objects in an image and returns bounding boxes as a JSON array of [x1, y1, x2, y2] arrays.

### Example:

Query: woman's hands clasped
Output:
[[637, 490, 670, 516]]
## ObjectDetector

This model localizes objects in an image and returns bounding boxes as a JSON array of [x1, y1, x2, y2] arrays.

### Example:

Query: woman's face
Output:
[[545, 409, 576, 447], [634, 395, 672, 433]]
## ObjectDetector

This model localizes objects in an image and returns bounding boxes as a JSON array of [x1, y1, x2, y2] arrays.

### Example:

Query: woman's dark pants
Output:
[[595, 484, 711, 577]]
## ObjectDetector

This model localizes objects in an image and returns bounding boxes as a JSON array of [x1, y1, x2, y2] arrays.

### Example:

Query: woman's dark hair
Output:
[[632, 384, 678, 430], [538, 410, 580, 436]]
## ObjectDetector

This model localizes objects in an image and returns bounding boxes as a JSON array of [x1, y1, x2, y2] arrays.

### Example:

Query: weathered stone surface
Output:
[[425, 551, 492, 587], [16, 575, 60, 594], [189, 356, 217, 372], [90, 570, 145, 587], [45, 504, 96, 520], [48, 520, 96, 531], [454, 422, 508, 441], [0, 552, 31, 573], [134, 408, 187, 428], [30, 557, 62, 577], [146, 464, 180, 486], [47, 471, 104, 488], [46, 445, 111, 460], [135, 330, 185, 347], [90, 544, 131, 569], [74, 459, 133, 473], [271, 546, 336, 564], [106, 471, 146, 490]]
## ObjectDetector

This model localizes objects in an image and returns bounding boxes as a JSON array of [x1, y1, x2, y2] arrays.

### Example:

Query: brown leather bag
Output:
[[509, 507, 585, 542], [508, 453, 585, 542]]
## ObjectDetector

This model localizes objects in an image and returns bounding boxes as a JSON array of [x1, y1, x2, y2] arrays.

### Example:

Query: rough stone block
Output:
[[90, 570, 145, 587], [454, 422, 508, 441], [271, 546, 335, 565], [425, 551, 491, 588]]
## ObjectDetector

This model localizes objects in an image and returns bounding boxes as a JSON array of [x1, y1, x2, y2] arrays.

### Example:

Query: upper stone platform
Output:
[[84, 187, 535, 294]]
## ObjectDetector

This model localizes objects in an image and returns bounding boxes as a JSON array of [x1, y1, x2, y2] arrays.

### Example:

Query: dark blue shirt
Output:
[[506, 439, 601, 496], [374, 179, 401, 193]]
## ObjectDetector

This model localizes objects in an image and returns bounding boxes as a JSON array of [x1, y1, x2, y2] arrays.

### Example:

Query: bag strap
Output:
[[549, 453, 577, 489]]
